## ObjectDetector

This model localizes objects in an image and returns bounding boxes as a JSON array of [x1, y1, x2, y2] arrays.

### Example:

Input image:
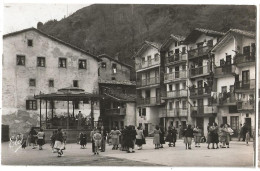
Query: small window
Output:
[[59, 58, 67, 68], [49, 80, 54, 87], [111, 77, 116, 80], [183, 82, 186, 89], [27, 39, 33, 47], [182, 47, 186, 54], [243, 46, 250, 55], [208, 98, 212, 106], [29, 79, 36, 87], [17, 55, 25, 66], [112, 63, 117, 74], [142, 108, 146, 116], [79, 59, 87, 69], [207, 39, 213, 47], [169, 84, 173, 91], [154, 53, 159, 61], [26, 100, 37, 110], [141, 57, 145, 63], [182, 101, 187, 109], [169, 102, 173, 110], [73, 80, 78, 87], [37, 57, 45, 67], [139, 108, 142, 116], [74, 101, 79, 109], [101, 62, 106, 68], [175, 41, 178, 47]]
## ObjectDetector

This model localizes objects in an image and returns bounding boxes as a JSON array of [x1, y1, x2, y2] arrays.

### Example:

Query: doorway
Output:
[[245, 117, 252, 136]]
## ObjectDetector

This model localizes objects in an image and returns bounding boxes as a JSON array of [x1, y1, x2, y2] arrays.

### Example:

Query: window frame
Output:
[[73, 80, 79, 87], [17, 55, 26, 66], [101, 62, 107, 68], [26, 100, 37, 110], [29, 79, 36, 87], [78, 59, 87, 69], [49, 79, 54, 87], [27, 39, 33, 47], [58, 58, 67, 68], [37, 57, 46, 67], [112, 63, 117, 74]]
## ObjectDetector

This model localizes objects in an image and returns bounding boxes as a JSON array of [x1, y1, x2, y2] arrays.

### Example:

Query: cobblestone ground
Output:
[[2, 138, 254, 167]]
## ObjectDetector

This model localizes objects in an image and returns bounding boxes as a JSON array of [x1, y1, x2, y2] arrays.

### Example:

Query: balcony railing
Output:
[[137, 77, 160, 87], [237, 101, 254, 111], [214, 65, 236, 77], [234, 52, 255, 65], [235, 79, 255, 91], [188, 46, 211, 59], [164, 70, 187, 82], [165, 53, 187, 65], [189, 65, 210, 77], [167, 89, 188, 98], [105, 108, 126, 116], [190, 86, 212, 97], [136, 57, 160, 70], [218, 92, 236, 105], [160, 108, 188, 117], [137, 97, 161, 106], [191, 105, 217, 116]]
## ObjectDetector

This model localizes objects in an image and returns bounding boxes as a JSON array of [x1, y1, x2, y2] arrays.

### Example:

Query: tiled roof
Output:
[[98, 78, 136, 86], [101, 86, 136, 102], [3, 27, 101, 61], [144, 41, 162, 50], [195, 28, 225, 36], [229, 29, 255, 38], [170, 34, 186, 42], [98, 54, 133, 69]]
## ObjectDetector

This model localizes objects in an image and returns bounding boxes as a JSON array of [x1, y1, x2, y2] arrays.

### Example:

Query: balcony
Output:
[[217, 92, 236, 106], [214, 65, 236, 78], [234, 79, 255, 92], [105, 108, 126, 116], [137, 97, 161, 106], [164, 70, 187, 83], [165, 53, 187, 66], [237, 101, 254, 112], [189, 86, 212, 98], [234, 52, 255, 67], [188, 46, 211, 59], [189, 65, 210, 78], [160, 108, 188, 118], [136, 57, 160, 71], [191, 105, 217, 117], [165, 89, 188, 99], [136, 77, 160, 88]]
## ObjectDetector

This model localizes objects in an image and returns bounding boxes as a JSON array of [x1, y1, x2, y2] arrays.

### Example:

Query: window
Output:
[[243, 46, 250, 55], [112, 63, 117, 74], [154, 53, 159, 61], [221, 86, 227, 93], [142, 57, 145, 63], [74, 101, 79, 109], [169, 84, 173, 91], [29, 79, 36, 87], [37, 57, 45, 67], [169, 67, 173, 73], [207, 39, 213, 47], [27, 39, 33, 47], [79, 59, 87, 69], [73, 80, 78, 87], [139, 108, 142, 116], [229, 106, 238, 113], [183, 82, 186, 89], [182, 47, 186, 54], [17, 55, 25, 66], [142, 108, 146, 116], [49, 80, 54, 87], [26, 100, 37, 110], [83, 99, 89, 104], [169, 102, 173, 110], [175, 41, 178, 47], [59, 58, 67, 68], [182, 100, 187, 109], [208, 98, 212, 106], [101, 62, 106, 68]]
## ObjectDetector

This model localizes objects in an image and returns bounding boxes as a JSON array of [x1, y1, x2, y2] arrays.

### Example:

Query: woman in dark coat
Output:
[[159, 126, 165, 148], [29, 128, 37, 149], [184, 125, 194, 150], [166, 126, 174, 147], [125, 126, 135, 153], [211, 122, 219, 149]]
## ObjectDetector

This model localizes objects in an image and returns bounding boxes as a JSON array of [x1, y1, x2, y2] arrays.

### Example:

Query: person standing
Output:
[[90, 127, 97, 153], [238, 124, 242, 141], [93, 129, 102, 155], [77, 111, 83, 129], [150, 125, 161, 149], [184, 125, 194, 150], [100, 126, 107, 152], [193, 126, 202, 147], [246, 130, 250, 146], [242, 123, 248, 141], [37, 128, 45, 150], [159, 126, 165, 148], [219, 124, 227, 148], [211, 123, 219, 149], [135, 126, 145, 150], [54, 128, 65, 157], [166, 126, 174, 147], [110, 127, 121, 150], [50, 130, 57, 152], [130, 126, 137, 152], [179, 125, 183, 139], [29, 127, 37, 149]]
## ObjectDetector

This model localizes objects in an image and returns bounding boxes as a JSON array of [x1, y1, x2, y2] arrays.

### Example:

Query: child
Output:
[[246, 130, 250, 146], [93, 130, 102, 155]]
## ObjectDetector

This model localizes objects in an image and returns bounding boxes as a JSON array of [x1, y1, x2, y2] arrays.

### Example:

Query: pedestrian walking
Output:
[[21, 134, 27, 149], [219, 124, 227, 148], [100, 126, 107, 152], [36, 128, 45, 150], [150, 125, 161, 149], [226, 124, 233, 148], [93, 129, 102, 155], [130, 125, 137, 152], [50, 130, 57, 152], [159, 126, 165, 148], [110, 127, 121, 150], [179, 125, 183, 139], [54, 128, 65, 157], [246, 130, 250, 146], [209, 122, 219, 149], [165, 126, 174, 147], [193, 126, 202, 147], [80, 132, 87, 149], [29, 127, 37, 149], [184, 125, 194, 150], [136, 126, 145, 150], [241, 123, 248, 141], [90, 127, 97, 153], [238, 124, 242, 141]]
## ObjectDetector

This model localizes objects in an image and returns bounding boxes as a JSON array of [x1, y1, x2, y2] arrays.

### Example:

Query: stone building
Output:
[[98, 54, 136, 130], [3, 28, 100, 134], [211, 29, 256, 136]]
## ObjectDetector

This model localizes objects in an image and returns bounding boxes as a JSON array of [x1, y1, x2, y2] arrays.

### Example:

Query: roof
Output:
[[132, 41, 162, 59], [161, 34, 186, 51], [101, 86, 136, 102], [98, 78, 136, 86], [211, 29, 256, 52], [98, 54, 133, 69], [184, 28, 225, 44], [3, 27, 101, 62]]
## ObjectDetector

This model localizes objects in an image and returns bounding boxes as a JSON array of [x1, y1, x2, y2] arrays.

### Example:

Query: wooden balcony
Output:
[[188, 46, 211, 59], [164, 89, 188, 99], [159, 108, 188, 118], [165, 53, 187, 66], [137, 97, 161, 106], [191, 105, 217, 117], [234, 79, 255, 92], [136, 77, 160, 88], [105, 108, 126, 116], [214, 65, 236, 78], [164, 70, 187, 83], [234, 52, 255, 67], [216, 92, 236, 106], [189, 86, 212, 99], [189, 65, 210, 78], [136, 57, 160, 71], [237, 100, 254, 112]]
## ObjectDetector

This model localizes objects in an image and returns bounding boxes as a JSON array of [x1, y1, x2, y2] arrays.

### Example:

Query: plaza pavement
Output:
[[2, 138, 254, 167]]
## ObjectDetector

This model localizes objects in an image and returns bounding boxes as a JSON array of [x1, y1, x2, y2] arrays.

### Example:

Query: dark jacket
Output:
[[55, 131, 64, 142], [184, 128, 194, 137]]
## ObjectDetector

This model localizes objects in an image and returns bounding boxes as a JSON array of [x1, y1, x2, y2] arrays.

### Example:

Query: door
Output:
[[145, 90, 150, 104], [198, 80, 203, 95], [175, 83, 180, 96], [230, 116, 239, 137], [175, 66, 179, 78], [175, 49, 180, 61], [222, 117, 227, 124], [225, 55, 232, 73], [242, 70, 250, 89], [155, 70, 159, 84], [245, 118, 252, 136], [198, 99, 204, 114], [176, 101, 180, 116], [156, 88, 160, 103], [144, 124, 149, 137], [197, 42, 204, 55]]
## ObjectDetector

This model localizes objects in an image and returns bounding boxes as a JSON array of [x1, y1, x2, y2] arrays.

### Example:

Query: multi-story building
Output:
[[160, 35, 189, 129], [3, 28, 100, 134], [98, 54, 136, 130], [185, 28, 225, 135], [133, 41, 164, 135], [211, 29, 256, 136]]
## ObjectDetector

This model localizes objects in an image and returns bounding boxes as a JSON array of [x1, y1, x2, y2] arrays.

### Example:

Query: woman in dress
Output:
[[184, 125, 194, 150], [150, 125, 161, 149], [166, 126, 174, 147], [159, 126, 165, 148], [29, 127, 37, 149], [193, 126, 202, 147], [211, 122, 219, 149], [226, 124, 233, 148], [54, 128, 65, 157], [37, 128, 45, 150], [100, 126, 107, 152], [135, 126, 145, 150], [110, 127, 121, 150], [219, 124, 227, 148]]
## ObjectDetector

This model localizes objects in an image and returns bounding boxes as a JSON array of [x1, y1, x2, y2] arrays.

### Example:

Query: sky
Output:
[[3, 3, 89, 34]]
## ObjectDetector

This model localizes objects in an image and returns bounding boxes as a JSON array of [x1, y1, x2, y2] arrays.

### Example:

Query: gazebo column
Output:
[[73, 101, 75, 117], [67, 100, 69, 130], [51, 100, 54, 119], [45, 100, 48, 129], [40, 99, 42, 128], [91, 98, 94, 128]]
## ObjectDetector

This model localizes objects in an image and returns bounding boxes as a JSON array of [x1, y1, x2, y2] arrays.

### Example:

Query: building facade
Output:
[[3, 28, 100, 134], [98, 54, 136, 130]]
